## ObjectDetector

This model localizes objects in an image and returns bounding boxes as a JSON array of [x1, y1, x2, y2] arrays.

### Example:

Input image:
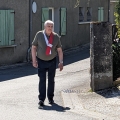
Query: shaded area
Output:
[[0, 48, 90, 82], [96, 87, 120, 99], [63, 48, 90, 66], [0, 64, 37, 82], [42, 103, 70, 112]]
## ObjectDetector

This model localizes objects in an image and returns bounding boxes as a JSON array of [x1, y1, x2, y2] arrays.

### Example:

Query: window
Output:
[[87, 7, 92, 21], [48, 8, 54, 21], [0, 10, 15, 46], [98, 7, 104, 21], [41, 7, 67, 35], [60, 8, 67, 35], [49, 9, 52, 20], [79, 7, 84, 22], [41, 8, 54, 30]]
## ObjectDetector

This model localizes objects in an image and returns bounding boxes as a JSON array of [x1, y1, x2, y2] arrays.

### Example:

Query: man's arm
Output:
[[57, 47, 63, 71], [31, 45, 38, 68]]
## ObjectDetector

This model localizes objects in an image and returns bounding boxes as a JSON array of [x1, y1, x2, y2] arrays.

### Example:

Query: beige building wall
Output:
[[0, 0, 109, 65], [0, 0, 29, 65]]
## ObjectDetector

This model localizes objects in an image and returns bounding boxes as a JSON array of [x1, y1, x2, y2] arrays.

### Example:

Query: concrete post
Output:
[[90, 22, 113, 91]]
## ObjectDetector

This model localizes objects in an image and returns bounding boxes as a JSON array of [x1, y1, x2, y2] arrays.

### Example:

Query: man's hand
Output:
[[58, 63, 63, 71], [57, 47, 63, 71], [31, 45, 38, 68], [32, 60, 38, 68]]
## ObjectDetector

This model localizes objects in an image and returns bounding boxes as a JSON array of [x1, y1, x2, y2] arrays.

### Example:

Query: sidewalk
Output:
[[60, 56, 120, 120]]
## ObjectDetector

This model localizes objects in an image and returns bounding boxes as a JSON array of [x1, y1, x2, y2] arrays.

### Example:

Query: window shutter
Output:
[[98, 7, 104, 22], [100, 7, 104, 21], [0, 10, 14, 46], [42, 8, 49, 30], [8, 10, 15, 45], [98, 7, 101, 21], [60, 8, 67, 35], [0, 10, 6, 45]]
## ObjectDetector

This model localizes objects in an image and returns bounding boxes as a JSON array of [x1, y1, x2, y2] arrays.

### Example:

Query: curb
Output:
[[61, 91, 119, 120]]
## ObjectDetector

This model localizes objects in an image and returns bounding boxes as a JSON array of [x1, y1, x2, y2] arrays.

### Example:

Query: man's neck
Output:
[[45, 31, 51, 36]]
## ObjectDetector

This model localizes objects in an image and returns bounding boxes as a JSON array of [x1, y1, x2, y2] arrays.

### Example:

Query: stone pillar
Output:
[[90, 22, 113, 91]]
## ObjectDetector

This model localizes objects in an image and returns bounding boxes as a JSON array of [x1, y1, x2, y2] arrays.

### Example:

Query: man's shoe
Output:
[[38, 100, 44, 109], [49, 99, 54, 104]]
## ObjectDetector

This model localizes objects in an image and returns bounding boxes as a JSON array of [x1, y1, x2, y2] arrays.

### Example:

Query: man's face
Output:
[[45, 23, 53, 35]]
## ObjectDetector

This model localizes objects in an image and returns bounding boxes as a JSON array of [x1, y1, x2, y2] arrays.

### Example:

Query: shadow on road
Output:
[[0, 64, 37, 82], [63, 48, 90, 66], [0, 48, 90, 82], [96, 87, 120, 98], [42, 103, 70, 112]]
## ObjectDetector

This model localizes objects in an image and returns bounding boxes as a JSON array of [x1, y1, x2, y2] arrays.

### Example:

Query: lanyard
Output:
[[43, 30, 53, 54]]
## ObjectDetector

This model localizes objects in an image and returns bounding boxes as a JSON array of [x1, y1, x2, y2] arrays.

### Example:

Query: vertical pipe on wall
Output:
[[27, 0, 33, 62], [108, 0, 110, 22]]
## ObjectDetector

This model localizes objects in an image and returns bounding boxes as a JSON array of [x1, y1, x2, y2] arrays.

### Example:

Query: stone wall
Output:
[[90, 22, 113, 91]]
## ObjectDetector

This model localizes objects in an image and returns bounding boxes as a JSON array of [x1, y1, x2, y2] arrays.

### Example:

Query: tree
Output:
[[114, 0, 120, 38], [74, 0, 90, 8]]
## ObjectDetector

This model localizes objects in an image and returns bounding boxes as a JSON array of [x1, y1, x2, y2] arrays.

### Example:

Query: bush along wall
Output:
[[113, 0, 120, 80], [112, 25, 120, 80]]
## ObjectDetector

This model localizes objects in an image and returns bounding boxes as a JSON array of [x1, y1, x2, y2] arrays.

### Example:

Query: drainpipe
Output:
[[108, 0, 110, 22], [27, 0, 33, 62]]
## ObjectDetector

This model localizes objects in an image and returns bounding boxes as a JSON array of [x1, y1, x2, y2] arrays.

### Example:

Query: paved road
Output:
[[0, 48, 94, 120]]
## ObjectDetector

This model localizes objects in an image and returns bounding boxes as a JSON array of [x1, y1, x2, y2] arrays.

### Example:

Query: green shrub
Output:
[[113, 0, 120, 80]]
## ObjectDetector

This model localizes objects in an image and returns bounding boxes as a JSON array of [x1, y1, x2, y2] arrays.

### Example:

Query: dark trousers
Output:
[[37, 57, 56, 102]]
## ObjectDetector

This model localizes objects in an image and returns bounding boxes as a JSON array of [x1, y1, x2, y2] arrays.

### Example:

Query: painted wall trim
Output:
[[0, 45, 17, 48]]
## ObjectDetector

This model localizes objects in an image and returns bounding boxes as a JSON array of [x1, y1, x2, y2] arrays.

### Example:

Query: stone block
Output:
[[90, 22, 113, 91]]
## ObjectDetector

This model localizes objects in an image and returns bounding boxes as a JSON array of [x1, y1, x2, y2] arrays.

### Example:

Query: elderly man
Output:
[[31, 20, 63, 109]]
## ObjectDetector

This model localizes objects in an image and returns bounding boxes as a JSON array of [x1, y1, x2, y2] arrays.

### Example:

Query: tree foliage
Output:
[[113, 0, 120, 80], [114, 0, 120, 38], [74, 0, 90, 8], [74, 0, 80, 8]]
